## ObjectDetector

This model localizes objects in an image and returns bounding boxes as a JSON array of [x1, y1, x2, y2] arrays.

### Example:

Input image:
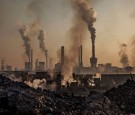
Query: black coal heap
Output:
[[105, 79, 135, 114], [0, 75, 121, 115]]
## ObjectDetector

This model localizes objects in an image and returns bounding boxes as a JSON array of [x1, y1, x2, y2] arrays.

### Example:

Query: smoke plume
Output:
[[38, 30, 48, 68], [9, 74, 23, 82], [19, 0, 42, 61], [119, 43, 129, 67], [25, 79, 46, 89], [38, 30, 47, 53], [19, 25, 31, 60], [27, 0, 41, 37], [71, 0, 96, 49], [62, 0, 96, 81]]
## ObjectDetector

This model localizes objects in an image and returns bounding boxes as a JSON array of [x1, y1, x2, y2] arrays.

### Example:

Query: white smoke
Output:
[[8, 74, 23, 82], [25, 79, 46, 89]]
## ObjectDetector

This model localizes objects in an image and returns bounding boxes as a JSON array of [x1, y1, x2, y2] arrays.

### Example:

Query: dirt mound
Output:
[[105, 79, 135, 114], [0, 75, 122, 115]]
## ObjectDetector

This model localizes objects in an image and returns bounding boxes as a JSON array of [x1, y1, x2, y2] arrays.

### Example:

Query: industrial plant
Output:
[[0, 22, 134, 94], [1, 0, 135, 114]]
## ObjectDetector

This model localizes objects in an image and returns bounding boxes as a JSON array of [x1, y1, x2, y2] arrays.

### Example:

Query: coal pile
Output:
[[105, 79, 135, 114], [0, 75, 122, 115]]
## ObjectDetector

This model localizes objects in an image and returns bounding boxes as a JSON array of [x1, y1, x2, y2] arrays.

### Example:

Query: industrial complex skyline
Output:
[[0, 0, 135, 69]]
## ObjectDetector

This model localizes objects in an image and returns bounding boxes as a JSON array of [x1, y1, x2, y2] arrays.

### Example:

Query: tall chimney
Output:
[[80, 45, 83, 67], [61, 46, 64, 66], [30, 49, 33, 71], [78, 46, 80, 67], [90, 41, 97, 68], [45, 50, 48, 70], [78, 45, 83, 67], [28, 50, 31, 71]]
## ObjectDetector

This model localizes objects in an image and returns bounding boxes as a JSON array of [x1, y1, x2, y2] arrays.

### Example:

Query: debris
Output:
[[105, 79, 135, 114], [0, 75, 122, 114]]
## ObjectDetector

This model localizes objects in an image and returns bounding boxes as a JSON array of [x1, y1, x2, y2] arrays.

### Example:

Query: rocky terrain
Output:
[[105, 79, 135, 114], [0, 74, 123, 115]]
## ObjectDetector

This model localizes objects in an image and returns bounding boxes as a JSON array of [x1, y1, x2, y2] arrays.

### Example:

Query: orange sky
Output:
[[0, 0, 135, 69]]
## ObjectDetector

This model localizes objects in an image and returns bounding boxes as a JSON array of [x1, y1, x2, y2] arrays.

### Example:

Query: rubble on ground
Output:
[[105, 79, 135, 114], [0, 75, 122, 115]]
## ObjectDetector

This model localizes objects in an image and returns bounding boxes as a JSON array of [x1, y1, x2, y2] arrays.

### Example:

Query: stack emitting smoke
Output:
[[61, 46, 64, 67], [70, 0, 97, 69], [57, 0, 96, 81], [19, 26, 33, 71], [38, 29, 48, 70], [119, 43, 129, 67], [78, 45, 83, 67], [60, 0, 96, 82]]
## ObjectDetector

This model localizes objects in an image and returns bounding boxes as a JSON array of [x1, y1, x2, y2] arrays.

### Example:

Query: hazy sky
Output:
[[0, 0, 135, 69]]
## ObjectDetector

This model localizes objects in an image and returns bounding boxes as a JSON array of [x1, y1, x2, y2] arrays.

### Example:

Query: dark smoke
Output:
[[19, 26, 31, 60], [62, 10, 87, 81], [38, 30, 48, 67], [119, 43, 129, 67], [19, 0, 42, 60], [71, 0, 96, 51], [27, 0, 41, 38], [61, 0, 96, 82], [38, 30, 46, 52]]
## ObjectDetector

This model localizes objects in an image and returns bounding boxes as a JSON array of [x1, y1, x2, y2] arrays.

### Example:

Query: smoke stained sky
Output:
[[0, 0, 135, 68]]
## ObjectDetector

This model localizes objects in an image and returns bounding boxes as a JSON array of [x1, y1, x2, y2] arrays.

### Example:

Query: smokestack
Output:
[[70, 0, 97, 68], [28, 50, 31, 71], [78, 45, 83, 67], [30, 49, 33, 71], [61, 46, 64, 66], [37, 29, 48, 70], [80, 45, 83, 67], [90, 43, 97, 68], [45, 50, 48, 70]]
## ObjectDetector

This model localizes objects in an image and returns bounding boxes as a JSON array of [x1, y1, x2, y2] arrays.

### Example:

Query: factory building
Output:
[[38, 62, 45, 71], [25, 62, 31, 71], [6, 66, 12, 71]]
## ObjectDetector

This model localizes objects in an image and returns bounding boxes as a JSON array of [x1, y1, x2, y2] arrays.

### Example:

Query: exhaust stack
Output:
[[30, 49, 33, 71], [78, 45, 83, 67], [61, 46, 64, 66], [90, 42, 97, 68]]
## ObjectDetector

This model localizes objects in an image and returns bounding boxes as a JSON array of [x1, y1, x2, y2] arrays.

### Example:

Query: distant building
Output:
[[38, 62, 45, 71], [6, 66, 12, 71], [25, 62, 31, 71]]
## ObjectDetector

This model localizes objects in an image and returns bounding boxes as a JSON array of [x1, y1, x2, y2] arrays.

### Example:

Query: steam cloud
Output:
[[27, 0, 41, 37], [62, 0, 96, 81], [19, 26, 31, 60], [119, 43, 129, 67], [25, 79, 46, 89]]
